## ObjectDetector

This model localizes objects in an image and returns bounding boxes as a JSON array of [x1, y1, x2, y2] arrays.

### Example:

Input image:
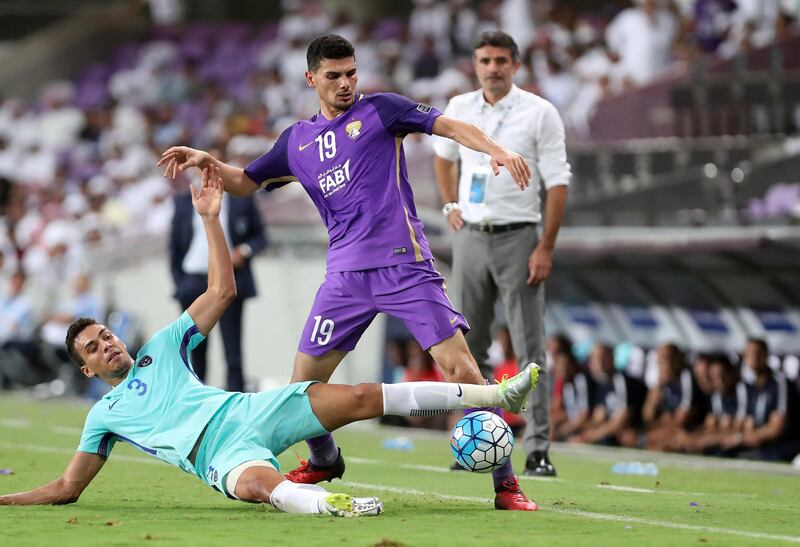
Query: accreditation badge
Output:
[[468, 165, 491, 205]]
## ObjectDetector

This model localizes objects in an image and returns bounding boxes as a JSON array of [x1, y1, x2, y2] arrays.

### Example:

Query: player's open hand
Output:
[[489, 147, 531, 191], [191, 164, 223, 218], [157, 146, 214, 179]]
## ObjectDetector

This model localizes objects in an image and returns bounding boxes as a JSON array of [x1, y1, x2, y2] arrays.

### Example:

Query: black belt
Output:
[[464, 221, 535, 234]]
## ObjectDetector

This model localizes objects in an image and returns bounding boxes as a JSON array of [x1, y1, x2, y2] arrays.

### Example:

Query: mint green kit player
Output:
[[78, 311, 327, 496]]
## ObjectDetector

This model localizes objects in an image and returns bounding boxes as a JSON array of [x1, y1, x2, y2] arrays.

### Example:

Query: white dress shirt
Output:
[[182, 192, 231, 274], [605, 7, 678, 85], [433, 84, 571, 224]]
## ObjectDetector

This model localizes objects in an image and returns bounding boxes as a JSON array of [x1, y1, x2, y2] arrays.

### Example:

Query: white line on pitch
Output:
[[348, 456, 563, 482], [50, 426, 83, 436], [0, 419, 29, 429], [340, 481, 800, 544], [0, 442, 162, 465]]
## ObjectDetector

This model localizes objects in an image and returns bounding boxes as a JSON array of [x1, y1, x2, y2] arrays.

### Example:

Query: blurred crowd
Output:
[[1, 0, 798, 287], [386, 331, 800, 462]]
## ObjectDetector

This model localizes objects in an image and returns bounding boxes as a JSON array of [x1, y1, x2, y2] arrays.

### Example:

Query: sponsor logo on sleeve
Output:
[[416, 103, 432, 114]]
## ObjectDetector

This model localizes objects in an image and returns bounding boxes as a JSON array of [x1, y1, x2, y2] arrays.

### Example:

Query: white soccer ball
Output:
[[449, 411, 515, 473]]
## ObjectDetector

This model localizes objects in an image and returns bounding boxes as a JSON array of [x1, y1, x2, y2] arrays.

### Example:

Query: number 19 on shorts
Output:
[[310, 315, 335, 345]]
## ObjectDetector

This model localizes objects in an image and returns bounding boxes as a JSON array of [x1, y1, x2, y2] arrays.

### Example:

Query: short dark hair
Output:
[[708, 353, 733, 369], [473, 31, 519, 62], [306, 34, 355, 72], [746, 337, 769, 353], [66, 317, 98, 367]]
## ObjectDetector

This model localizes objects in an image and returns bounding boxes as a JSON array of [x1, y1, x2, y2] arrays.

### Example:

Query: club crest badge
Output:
[[345, 120, 362, 140]]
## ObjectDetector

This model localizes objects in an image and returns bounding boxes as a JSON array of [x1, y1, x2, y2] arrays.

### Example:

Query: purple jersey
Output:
[[245, 93, 442, 272]]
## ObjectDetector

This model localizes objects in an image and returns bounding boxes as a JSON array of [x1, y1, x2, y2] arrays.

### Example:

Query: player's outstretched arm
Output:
[[158, 146, 258, 197], [0, 451, 105, 506], [186, 165, 237, 336], [431, 115, 531, 190]]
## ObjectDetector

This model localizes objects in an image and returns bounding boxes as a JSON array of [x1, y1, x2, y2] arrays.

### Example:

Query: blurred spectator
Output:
[[691, 351, 714, 410], [402, 339, 444, 383], [0, 270, 35, 345], [0, 270, 41, 389], [641, 343, 701, 451], [546, 333, 573, 368], [39, 273, 104, 347], [550, 349, 593, 442], [385, 338, 409, 384], [569, 343, 646, 446], [693, 0, 738, 53], [679, 353, 745, 454], [724, 338, 798, 460], [146, 0, 186, 27], [605, 0, 679, 86]]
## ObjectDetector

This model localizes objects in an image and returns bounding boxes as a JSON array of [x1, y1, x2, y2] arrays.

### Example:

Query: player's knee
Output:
[[238, 480, 272, 504], [352, 383, 379, 416], [440, 354, 484, 384], [451, 367, 486, 385]]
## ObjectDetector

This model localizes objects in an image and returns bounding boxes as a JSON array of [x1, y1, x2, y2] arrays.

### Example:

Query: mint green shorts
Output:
[[194, 381, 327, 498]]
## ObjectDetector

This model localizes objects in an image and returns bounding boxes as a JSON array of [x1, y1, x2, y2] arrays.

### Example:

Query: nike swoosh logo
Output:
[[456, 385, 463, 397], [450, 316, 458, 325], [108, 399, 121, 410], [298, 141, 314, 151]]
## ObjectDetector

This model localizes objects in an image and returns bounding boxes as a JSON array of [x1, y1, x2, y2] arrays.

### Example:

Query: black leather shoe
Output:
[[523, 451, 557, 477], [450, 459, 468, 471]]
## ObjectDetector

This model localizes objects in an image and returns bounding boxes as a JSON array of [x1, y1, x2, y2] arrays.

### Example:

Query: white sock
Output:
[[381, 382, 499, 416], [270, 480, 330, 514]]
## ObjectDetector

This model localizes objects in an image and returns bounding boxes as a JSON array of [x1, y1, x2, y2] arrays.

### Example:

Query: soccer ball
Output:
[[450, 411, 514, 473]]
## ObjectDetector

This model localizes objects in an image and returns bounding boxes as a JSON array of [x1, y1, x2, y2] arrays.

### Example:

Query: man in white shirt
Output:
[[434, 30, 570, 477], [605, 0, 678, 86]]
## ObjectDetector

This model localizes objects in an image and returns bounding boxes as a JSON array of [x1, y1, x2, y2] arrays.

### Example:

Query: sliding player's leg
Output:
[[305, 368, 538, 431], [233, 461, 382, 517]]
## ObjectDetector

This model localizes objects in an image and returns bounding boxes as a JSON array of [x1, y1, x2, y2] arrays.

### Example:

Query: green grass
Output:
[[1, 395, 799, 546]]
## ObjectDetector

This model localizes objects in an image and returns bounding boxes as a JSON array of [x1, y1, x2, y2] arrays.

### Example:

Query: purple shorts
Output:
[[298, 260, 469, 356]]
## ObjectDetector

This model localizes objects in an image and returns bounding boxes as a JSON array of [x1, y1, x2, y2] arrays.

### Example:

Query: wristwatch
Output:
[[238, 243, 253, 258], [441, 202, 459, 216]]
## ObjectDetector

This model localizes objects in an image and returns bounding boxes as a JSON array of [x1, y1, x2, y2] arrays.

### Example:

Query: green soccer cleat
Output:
[[321, 493, 383, 517], [497, 363, 540, 414]]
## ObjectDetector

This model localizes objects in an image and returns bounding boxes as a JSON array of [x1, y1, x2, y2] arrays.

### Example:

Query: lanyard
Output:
[[477, 91, 517, 141]]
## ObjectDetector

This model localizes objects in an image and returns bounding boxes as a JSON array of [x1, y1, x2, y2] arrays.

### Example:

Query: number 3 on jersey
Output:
[[315, 131, 336, 161], [310, 315, 335, 345]]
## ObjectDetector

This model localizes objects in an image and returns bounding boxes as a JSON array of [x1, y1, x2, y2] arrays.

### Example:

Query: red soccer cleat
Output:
[[494, 476, 539, 511], [285, 449, 346, 484]]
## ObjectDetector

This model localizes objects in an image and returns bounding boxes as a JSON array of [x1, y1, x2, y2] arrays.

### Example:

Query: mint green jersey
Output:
[[77, 312, 235, 475]]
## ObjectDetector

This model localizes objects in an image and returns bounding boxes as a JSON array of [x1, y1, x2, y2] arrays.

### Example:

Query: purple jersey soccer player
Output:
[[159, 34, 538, 511]]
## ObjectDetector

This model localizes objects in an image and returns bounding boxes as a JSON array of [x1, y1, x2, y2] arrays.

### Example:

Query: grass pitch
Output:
[[0, 395, 798, 546]]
